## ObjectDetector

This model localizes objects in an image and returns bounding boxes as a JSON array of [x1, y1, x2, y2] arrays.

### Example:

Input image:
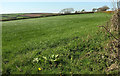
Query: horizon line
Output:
[[1, 1, 114, 2]]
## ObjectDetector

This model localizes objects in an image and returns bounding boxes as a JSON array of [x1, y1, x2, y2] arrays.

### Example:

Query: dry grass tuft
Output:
[[110, 10, 119, 32], [104, 8, 120, 73]]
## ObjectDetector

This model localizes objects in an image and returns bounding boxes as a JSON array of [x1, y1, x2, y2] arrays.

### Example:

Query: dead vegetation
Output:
[[98, 0, 120, 73], [103, 5, 119, 73]]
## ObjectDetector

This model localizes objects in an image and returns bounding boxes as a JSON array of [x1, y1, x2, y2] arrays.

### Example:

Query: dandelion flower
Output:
[[38, 68, 42, 71]]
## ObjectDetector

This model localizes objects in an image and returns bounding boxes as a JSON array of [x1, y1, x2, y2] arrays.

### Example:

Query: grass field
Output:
[[2, 13, 113, 74]]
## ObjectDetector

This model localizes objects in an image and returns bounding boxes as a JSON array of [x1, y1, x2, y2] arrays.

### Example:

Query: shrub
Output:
[[81, 9, 85, 12], [97, 6, 110, 12], [59, 8, 74, 14], [92, 8, 97, 12]]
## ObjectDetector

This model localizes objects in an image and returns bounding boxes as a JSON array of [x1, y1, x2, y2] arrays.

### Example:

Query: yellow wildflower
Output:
[[38, 68, 42, 71]]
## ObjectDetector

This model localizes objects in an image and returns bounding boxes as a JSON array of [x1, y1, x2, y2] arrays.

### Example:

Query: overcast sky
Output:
[[1, 0, 112, 2]]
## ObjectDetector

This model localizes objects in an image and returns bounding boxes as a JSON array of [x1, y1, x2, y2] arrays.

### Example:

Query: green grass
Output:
[[2, 13, 113, 74]]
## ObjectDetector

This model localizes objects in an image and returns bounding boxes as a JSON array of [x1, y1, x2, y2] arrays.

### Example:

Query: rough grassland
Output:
[[2, 13, 112, 74]]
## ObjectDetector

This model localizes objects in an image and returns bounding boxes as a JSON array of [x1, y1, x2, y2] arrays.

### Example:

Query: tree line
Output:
[[60, 6, 110, 14]]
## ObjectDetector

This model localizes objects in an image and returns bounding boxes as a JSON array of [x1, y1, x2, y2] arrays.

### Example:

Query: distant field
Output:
[[0, 12, 94, 21], [0, 13, 57, 21], [2, 13, 114, 74]]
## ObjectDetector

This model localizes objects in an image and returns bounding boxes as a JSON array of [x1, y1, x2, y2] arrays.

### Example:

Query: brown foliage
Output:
[[97, 6, 110, 11], [110, 11, 119, 32]]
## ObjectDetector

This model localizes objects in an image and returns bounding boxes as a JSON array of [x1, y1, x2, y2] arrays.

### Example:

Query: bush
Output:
[[59, 8, 74, 14], [92, 8, 97, 12], [81, 9, 85, 12], [97, 6, 110, 11]]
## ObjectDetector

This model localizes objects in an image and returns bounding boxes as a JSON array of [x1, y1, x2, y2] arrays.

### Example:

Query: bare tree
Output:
[[111, 0, 120, 11], [59, 8, 74, 14], [117, 1, 120, 9], [112, 0, 116, 10]]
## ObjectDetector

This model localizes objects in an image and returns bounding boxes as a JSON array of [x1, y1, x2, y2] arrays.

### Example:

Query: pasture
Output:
[[2, 13, 113, 74]]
